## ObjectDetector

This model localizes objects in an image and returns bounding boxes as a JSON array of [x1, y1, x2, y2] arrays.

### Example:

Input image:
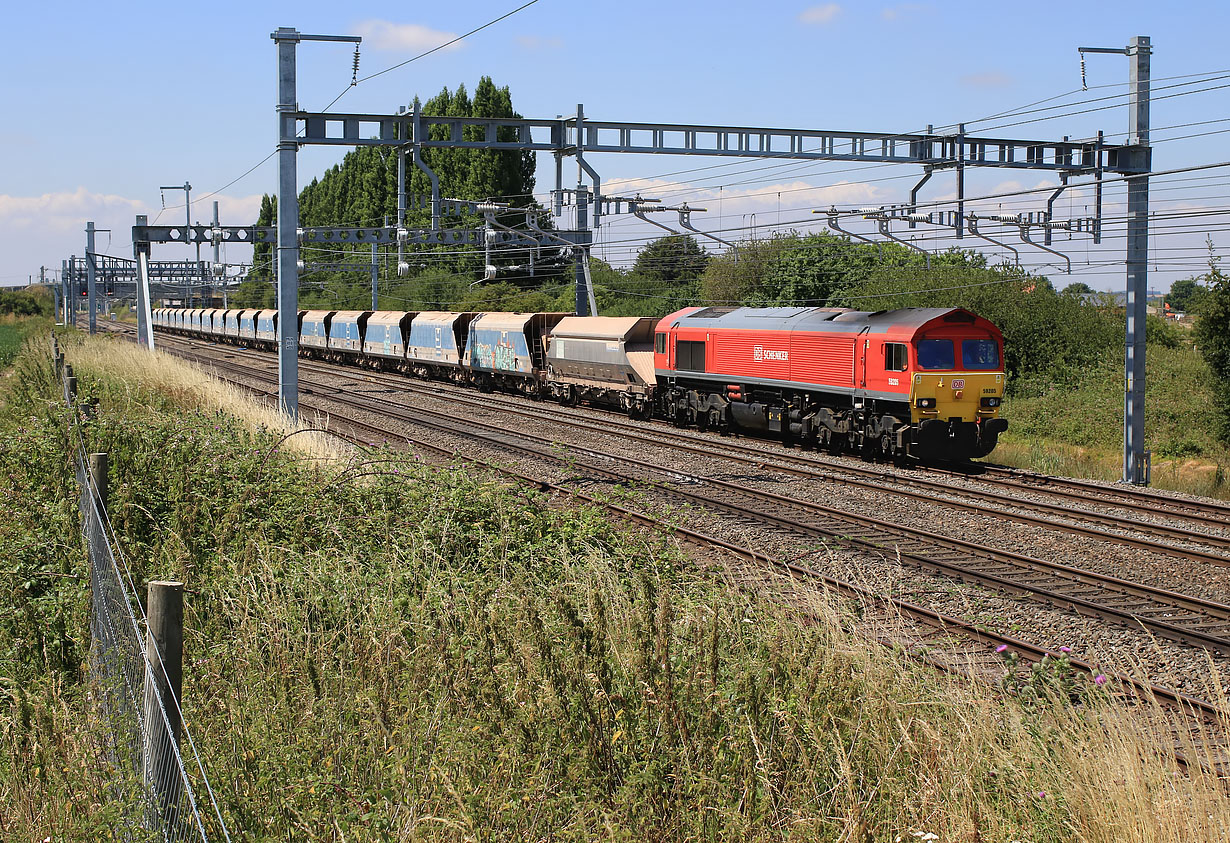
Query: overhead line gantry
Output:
[[129, 27, 1152, 484]]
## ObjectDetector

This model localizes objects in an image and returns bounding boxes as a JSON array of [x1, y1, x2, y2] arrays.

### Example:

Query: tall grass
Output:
[[1001, 341, 1230, 498], [3, 336, 1229, 839]]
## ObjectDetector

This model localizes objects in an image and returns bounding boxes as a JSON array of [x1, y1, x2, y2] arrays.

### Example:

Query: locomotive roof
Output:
[[668, 306, 984, 334]]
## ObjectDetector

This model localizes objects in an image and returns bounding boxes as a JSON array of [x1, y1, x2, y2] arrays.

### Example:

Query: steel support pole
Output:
[[397, 145, 406, 272], [61, 260, 70, 327], [134, 215, 155, 351], [212, 200, 221, 307], [69, 256, 77, 326], [137, 250, 155, 351], [185, 184, 194, 309], [274, 28, 301, 419], [574, 186, 590, 316], [86, 223, 97, 334], [1124, 36, 1151, 485], [371, 241, 378, 310]]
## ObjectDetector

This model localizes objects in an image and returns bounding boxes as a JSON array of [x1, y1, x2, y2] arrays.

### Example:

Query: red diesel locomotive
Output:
[[653, 306, 1007, 461], [154, 303, 1008, 462]]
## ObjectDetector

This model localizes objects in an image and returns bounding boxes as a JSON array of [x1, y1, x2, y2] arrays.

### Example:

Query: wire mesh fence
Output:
[[62, 343, 232, 842]]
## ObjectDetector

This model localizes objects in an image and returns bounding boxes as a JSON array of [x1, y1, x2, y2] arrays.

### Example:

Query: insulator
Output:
[[484, 265, 497, 280], [296, 260, 305, 272], [212, 263, 225, 278], [485, 230, 498, 244], [296, 228, 305, 243], [397, 261, 410, 277], [987, 214, 1021, 224], [210, 228, 225, 246], [351, 45, 360, 86], [904, 213, 932, 223], [396, 228, 409, 245]]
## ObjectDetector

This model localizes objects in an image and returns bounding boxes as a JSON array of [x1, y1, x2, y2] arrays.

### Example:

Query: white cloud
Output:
[[351, 20, 461, 53], [0, 187, 143, 233], [960, 71, 1013, 89], [798, 4, 842, 25], [0, 188, 265, 285], [516, 35, 563, 50], [881, 3, 930, 22]]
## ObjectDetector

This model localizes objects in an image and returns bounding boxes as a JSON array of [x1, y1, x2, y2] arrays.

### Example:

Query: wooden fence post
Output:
[[143, 581, 184, 829]]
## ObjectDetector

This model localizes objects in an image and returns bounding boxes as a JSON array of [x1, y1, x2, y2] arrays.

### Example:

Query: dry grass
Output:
[[993, 434, 1229, 500], [9, 331, 1227, 839], [61, 331, 351, 463]]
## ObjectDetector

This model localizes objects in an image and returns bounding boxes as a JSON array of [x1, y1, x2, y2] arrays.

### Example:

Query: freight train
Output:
[[152, 304, 1007, 462]]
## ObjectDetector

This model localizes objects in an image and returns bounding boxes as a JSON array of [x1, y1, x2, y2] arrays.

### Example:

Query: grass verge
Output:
[[3, 331, 1229, 840], [1000, 341, 1229, 498]]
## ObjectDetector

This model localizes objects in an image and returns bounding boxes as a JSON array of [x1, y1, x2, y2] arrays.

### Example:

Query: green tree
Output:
[[251, 194, 276, 280], [632, 235, 710, 282], [1062, 281, 1094, 296], [247, 77, 544, 304], [1193, 244, 1230, 441], [1165, 277, 1206, 314]]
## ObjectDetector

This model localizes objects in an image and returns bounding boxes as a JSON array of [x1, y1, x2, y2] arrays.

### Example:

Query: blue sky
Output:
[[3, 1, 1227, 292]]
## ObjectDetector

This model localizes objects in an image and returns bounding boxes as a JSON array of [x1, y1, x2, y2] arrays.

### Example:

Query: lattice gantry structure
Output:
[[263, 28, 1150, 483]]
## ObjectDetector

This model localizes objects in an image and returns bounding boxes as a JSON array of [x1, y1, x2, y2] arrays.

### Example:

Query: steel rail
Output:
[[154, 340, 1230, 776], [178, 334, 1230, 561], [157, 342, 1230, 658]]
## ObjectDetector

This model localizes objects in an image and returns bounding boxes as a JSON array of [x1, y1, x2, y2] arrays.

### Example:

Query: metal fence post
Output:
[[88, 453, 108, 571], [65, 363, 77, 403], [143, 580, 184, 831]]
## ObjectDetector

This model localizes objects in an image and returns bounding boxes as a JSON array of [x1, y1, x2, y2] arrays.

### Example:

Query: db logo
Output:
[[951, 378, 966, 389], [753, 345, 788, 362]]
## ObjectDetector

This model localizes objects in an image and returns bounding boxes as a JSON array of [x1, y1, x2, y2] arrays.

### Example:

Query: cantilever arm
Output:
[[818, 208, 882, 257], [677, 204, 737, 256], [1019, 221, 1071, 273], [966, 214, 1019, 266], [874, 214, 931, 270], [630, 198, 682, 236]]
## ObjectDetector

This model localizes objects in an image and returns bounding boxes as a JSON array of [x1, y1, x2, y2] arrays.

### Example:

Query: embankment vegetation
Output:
[[2, 331, 1229, 839]]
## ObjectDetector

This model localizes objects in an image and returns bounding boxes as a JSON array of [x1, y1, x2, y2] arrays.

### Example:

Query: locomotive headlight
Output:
[[980, 397, 1001, 408], [915, 398, 936, 409]]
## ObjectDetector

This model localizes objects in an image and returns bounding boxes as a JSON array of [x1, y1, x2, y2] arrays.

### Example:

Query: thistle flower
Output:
[[1094, 674, 1107, 686], [996, 644, 1009, 653]]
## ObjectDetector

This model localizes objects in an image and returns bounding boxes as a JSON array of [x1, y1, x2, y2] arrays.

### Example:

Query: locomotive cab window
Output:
[[961, 338, 1000, 369], [676, 340, 707, 372], [655, 332, 667, 354], [884, 342, 907, 372], [916, 339, 955, 370]]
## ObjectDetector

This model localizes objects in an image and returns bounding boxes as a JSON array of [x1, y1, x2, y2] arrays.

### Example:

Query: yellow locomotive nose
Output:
[[911, 372, 1003, 424]]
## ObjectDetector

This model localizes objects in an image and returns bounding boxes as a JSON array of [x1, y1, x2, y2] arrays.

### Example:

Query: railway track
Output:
[[151, 338, 1230, 664], [112, 321, 1230, 532], [121, 330, 1228, 774], [145, 329, 1230, 569], [331, 362, 1230, 558]]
